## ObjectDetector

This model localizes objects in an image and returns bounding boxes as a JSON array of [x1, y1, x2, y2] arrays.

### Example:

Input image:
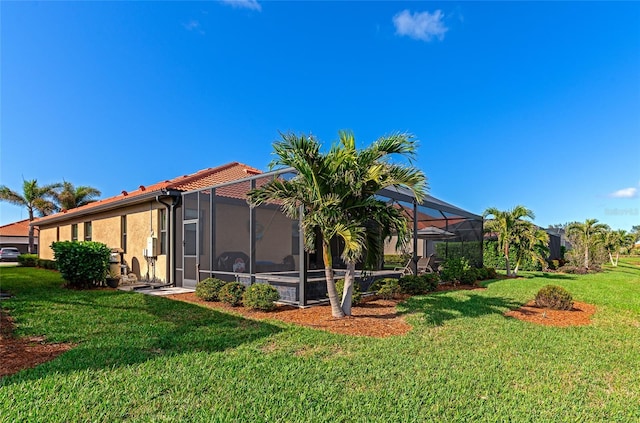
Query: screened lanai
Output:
[[174, 168, 483, 306]]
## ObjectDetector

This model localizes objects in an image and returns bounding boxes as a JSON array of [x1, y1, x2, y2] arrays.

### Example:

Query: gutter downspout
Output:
[[157, 191, 181, 286]]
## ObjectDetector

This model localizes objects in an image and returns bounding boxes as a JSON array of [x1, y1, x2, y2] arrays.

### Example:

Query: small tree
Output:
[[566, 219, 608, 270], [54, 181, 101, 211], [483, 205, 536, 276]]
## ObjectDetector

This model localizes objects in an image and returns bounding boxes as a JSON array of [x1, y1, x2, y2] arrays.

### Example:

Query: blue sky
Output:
[[1, 1, 639, 230]]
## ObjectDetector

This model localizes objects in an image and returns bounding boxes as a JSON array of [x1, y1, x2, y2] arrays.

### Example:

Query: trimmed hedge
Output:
[[371, 277, 401, 300], [219, 282, 246, 306], [243, 283, 280, 311], [195, 278, 227, 301], [37, 258, 58, 270], [51, 241, 111, 289], [17, 254, 38, 267]]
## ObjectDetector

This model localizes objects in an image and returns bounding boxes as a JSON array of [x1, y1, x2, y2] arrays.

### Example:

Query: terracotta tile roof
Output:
[[0, 219, 31, 237], [33, 162, 262, 225]]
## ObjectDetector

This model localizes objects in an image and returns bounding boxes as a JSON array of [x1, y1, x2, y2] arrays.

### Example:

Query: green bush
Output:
[[51, 241, 111, 289], [421, 272, 440, 291], [535, 285, 574, 310], [17, 254, 38, 267], [440, 257, 470, 283], [195, 277, 227, 301], [372, 278, 401, 300], [336, 279, 362, 305], [476, 267, 489, 280], [243, 283, 280, 311], [459, 268, 478, 285], [384, 254, 409, 268], [219, 282, 246, 306], [36, 258, 58, 270], [484, 267, 498, 279]]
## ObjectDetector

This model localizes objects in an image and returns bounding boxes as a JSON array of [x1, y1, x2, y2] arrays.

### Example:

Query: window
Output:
[[159, 208, 167, 255], [71, 224, 78, 241], [121, 216, 127, 253], [84, 222, 92, 241]]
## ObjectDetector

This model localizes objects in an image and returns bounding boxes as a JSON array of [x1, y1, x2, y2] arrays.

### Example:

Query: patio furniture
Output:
[[393, 258, 413, 276], [417, 254, 436, 274]]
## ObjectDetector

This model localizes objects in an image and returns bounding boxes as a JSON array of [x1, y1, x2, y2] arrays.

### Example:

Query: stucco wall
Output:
[[37, 201, 168, 282]]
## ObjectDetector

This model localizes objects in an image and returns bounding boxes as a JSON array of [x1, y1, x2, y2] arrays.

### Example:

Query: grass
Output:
[[1, 260, 639, 422]]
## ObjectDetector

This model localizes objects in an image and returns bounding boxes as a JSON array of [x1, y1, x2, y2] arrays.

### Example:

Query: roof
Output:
[[33, 162, 262, 226], [0, 219, 31, 237]]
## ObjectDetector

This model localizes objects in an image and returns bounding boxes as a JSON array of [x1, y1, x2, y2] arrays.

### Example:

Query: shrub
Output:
[[219, 282, 246, 306], [37, 258, 57, 270], [421, 272, 440, 291], [535, 285, 574, 310], [440, 257, 470, 283], [336, 279, 362, 305], [476, 267, 489, 280], [548, 260, 560, 270], [51, 241, 111, 289], [558, 265, 588, 275], [195, 278, 226, 301], [484, 267, 498, 279], [459, 268, 478, 285], [398, 275, 425, 295], [372, 277, 401, 300], [17, 254, 38, 267], [384, 254, 409, 268], [243, 283, 280, 311]]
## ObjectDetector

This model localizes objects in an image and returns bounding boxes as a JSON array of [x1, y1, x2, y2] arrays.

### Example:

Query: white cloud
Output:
[[609, 187, 638, 198], [221, 0, 262, 12], [183, 20, 204, 35], [393, 9, 448, 42]]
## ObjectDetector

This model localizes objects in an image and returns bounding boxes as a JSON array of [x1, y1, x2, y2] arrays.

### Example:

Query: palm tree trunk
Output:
[[341, 261, 356, 316], [323, 240, 344, 318], [504, 246, 511, 277], [615, 252, 619, 267], [584, 245, 589, 269], [28, 208, 34, 254], [609, 252, 615, 266]]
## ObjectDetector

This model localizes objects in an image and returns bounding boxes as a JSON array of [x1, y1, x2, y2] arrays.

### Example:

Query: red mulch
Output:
[[167, 292, 413, 338], [0, 309, 75, 378], [504, 301, 596, 327]]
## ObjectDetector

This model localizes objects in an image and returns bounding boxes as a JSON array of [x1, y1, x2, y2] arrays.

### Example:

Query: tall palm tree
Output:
[[0, 179, 61, 253], [566, 219, 609, 269], [483, 205, 535, 276], [54, 181, 101, 211], [248, 131, 426, 317]]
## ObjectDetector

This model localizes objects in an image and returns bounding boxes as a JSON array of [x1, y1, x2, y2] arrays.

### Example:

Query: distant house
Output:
[[0, 219, 37, 254]]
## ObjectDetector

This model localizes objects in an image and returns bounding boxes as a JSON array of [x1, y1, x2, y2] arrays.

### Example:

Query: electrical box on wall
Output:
[[144, 237, 157, 257]]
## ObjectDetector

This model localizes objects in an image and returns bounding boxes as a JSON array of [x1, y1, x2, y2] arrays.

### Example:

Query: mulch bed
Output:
[[504, 301, 596, 327], [0, 309, 75, 378], [167, 292, 413, 338]]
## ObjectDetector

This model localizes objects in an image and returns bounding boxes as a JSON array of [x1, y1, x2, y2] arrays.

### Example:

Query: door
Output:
[[183, 220, 198, 289]]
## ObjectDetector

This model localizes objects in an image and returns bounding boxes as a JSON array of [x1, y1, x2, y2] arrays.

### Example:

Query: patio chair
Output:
[[417, 254, 436, 274], [393, 258, 413, 276]]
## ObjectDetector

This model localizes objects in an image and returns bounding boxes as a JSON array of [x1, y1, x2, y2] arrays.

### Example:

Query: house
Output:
[[0, 219, 37, 254], [34, 162, 262, 283], [34, 162, 483, 306]]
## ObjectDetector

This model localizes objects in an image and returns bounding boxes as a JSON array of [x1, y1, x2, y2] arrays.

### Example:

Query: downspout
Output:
[[157, 191, 181, 286]]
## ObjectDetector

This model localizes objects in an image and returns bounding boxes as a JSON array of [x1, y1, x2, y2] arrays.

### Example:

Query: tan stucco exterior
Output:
[[38, 201, 168, 282]]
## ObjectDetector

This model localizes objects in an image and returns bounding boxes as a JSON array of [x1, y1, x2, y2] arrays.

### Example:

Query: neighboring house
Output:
[[0, 219, 37, 254], [34, 162, 262, 282]]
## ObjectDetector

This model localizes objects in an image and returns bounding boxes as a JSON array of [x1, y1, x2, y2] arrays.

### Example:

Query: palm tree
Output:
[[54, 181, 101, 211], [248, 131, 426, 317], [483, 205, 535, 276], [602, 229, 633, 266], [0, 179, 61, 253], [566, 219, 609, 269], [512, 221, 549, 275]]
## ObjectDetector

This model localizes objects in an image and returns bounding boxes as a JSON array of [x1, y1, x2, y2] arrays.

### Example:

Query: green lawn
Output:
[[1, 260, 639, 422]]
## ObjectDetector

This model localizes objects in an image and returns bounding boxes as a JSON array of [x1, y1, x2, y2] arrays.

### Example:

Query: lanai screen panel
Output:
[[252, 172, 300, 274], [212, 180, 251, 276]]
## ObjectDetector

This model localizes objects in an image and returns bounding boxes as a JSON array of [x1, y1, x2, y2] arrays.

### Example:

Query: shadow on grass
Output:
[[2, 290, 281, 384], [399, 291, 521, 326]]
